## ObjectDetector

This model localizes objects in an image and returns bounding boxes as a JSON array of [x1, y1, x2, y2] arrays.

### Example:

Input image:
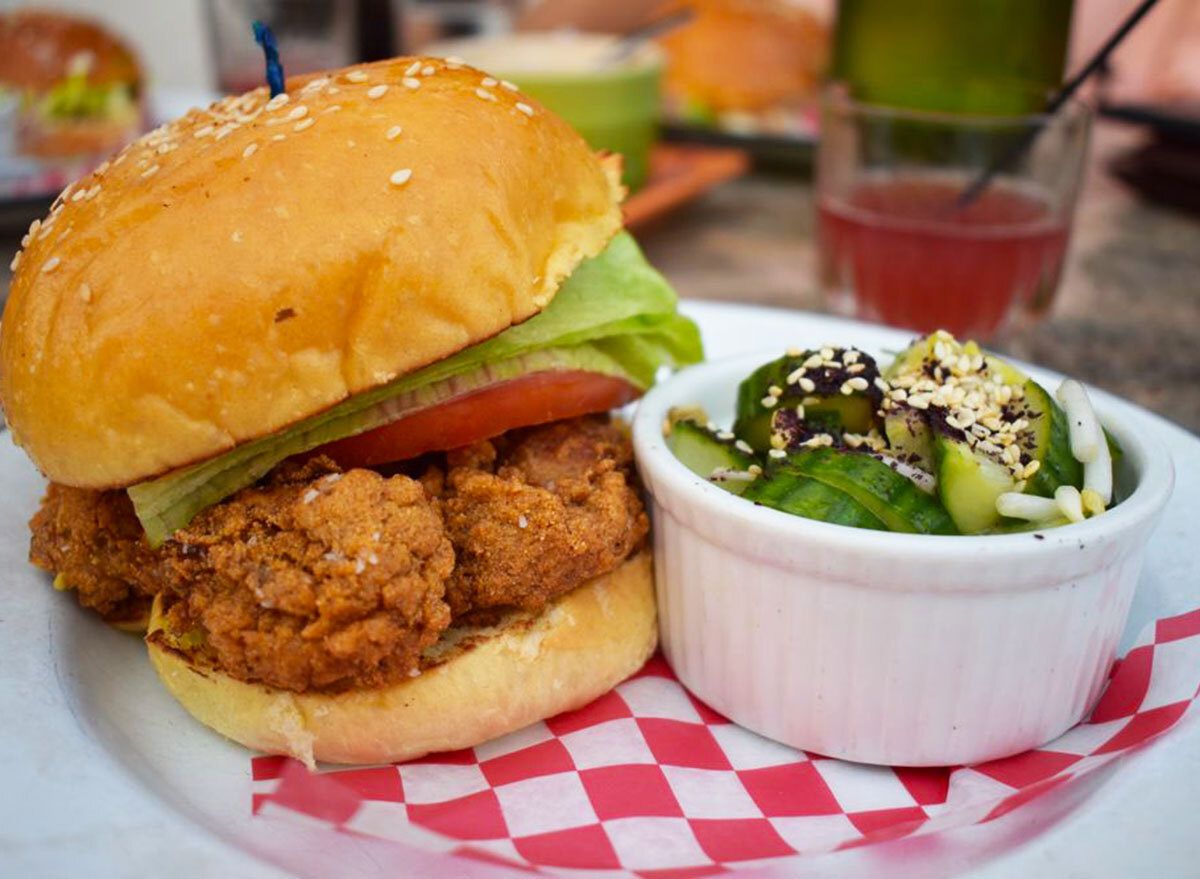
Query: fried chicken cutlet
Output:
[[29, 417, 648, 693]]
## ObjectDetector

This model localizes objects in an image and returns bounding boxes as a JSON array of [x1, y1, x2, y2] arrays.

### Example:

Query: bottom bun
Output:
[[147, 549, 656, 767]]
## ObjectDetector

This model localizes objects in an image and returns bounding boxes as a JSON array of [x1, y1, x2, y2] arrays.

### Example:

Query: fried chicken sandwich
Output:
[[0, 57, 701, 766]]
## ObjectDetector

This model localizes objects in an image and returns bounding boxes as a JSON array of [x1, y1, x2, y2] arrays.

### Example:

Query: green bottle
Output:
[[832, 0, 1074, 115]]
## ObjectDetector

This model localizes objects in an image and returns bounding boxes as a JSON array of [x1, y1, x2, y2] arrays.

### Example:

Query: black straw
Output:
[[955, 0, 1160, 209], [253, 21, 285, 97]]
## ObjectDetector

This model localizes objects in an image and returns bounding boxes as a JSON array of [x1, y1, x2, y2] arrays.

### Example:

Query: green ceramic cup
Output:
[[427, 35, 663, 191]]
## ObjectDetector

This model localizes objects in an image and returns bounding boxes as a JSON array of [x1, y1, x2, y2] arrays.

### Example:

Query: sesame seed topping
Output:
[[79, 283, 91, 302], [798, 377, 816, 393], [735, 440, 754, 454], [761, 394, 779, 408], [768, 449, 787, 459], [501, 80, 518, 91], [272, 134, 286, 141], [9, 253, 20, 271], [194, 123, 215, 138], [302, 489, 320, 505], [516, 102, 534, 116], [475, 87, 497, 101], [390, 168, 412, 186], [445, 55, 464, 67], [386, 125, 403, 141], [405, 61, 422, 77], [403, 77, 421, 89], [481, 77, 498, 87], [294, 118, 314, 131], [71, 189, 86, 202], [303, 77, 330, 91], [41, 256, 61, 274], [242, 143, 258, 158], [422, 65, 436, 76], [286, 105, 308, 120], [141, 164, 160, 178], [367, 84, 388, 99], [323, 104, 342, 113], [716, 430, 735, 441], [346, 70, 369, 83], [518, 515, 528, 529]]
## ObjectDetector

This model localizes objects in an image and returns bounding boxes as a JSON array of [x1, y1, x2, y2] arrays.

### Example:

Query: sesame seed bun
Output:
[[146, 549, 655, 767], [0, 57, 624, 489], [0, 9, 141, 93]]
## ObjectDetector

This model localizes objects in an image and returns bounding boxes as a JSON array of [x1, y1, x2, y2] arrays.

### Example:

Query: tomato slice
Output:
[[312, 371, 640, 469]]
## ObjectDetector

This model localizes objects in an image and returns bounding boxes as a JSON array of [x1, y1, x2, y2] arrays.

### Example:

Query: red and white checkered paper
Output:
[[250, 607, 1200, 876]]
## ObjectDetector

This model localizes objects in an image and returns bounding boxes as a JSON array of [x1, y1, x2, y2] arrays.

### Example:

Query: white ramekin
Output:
[[633, 352, 1174, 766]]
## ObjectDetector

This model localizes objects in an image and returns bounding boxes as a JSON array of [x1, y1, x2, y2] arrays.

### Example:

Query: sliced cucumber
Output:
[[934, 436, 1017, 534], [779, 448, 957, 534], [1021, 379, 1083, 498], [734, 354, 878, 452], [884, 409, 935, 472], [742, 471, 888, 531], [666, 420, 759, 495]]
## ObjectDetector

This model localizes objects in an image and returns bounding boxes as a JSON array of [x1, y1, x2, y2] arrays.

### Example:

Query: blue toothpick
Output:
[[252, 21, 285, 97]]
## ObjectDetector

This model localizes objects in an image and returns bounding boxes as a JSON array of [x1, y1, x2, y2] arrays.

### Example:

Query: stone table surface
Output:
[[636, 120, 1200, 435], [0, 120, 1197, 434]]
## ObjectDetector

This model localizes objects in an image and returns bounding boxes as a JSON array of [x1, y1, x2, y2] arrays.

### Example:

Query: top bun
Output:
[[0, 58, 624, 489], [0, 9, 141, 92]]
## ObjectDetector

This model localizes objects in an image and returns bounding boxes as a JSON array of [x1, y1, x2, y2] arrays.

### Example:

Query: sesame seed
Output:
[[367, 84, 388, 99], [323, 104, 342, 113], [847, 377, 869, 390], [79, 283, 91, 302], [735, 440, 754, 454], [1023, 460, 1041, 479], [421, 65, 436, 76], [847, 362, 866, 373], [303, 77, 330, 91], [481, 77, 498, 87], [786, 367, 806, 385], [71, 189, 86, 202], [803, 353, 823, 369], [475, 88, 497, 101], [287, 105, 308, 120], [761, 394, 778, 408], [798, 377, 816, 393], [302, 488, 320, 504], [795, 404, 806, 419], [501, 80, 518, 91], [242, 143, 258, 158], [355, 558, 365, 574], [294, 118, 314, 131], [716, 430, 735, 441], [405, 61, 422, 76], [516, 102, 533, 116], [518, 515, 528, 529], [41, 257, 61, 274], [194, 123, 215, 138], [907, 393, 931, 410], [272, 134, 286, 141], [769, 449, 787, 459], [768, 385, 783, 397], [403, 77, 421, 89], [141, 164, 160, 178], [843, 349, 861, 364], [346, 70, 369, 83], [748, 464, 763, 475], [874, 377, 891, 392], [214, 124, 237, 140], [390, 168, 412, 186], [9, 253, 20, 271], [231, 230, 242, 243], [445, 55, 464, 67], [386, 125, 402, 140], [820, 347, 835, 361]]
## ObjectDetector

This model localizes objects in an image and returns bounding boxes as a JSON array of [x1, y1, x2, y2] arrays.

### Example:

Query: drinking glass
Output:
[[816, 87, 1091, 340]]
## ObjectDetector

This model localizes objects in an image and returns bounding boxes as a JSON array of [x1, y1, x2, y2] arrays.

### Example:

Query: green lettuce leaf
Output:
[[129, 232, 701, 545]]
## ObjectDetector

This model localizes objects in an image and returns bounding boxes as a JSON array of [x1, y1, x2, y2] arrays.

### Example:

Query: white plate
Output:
[[2, 302, 1197, 879]]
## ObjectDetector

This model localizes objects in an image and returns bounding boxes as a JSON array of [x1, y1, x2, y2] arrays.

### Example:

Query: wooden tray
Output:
[[623, 143, 750, 229]]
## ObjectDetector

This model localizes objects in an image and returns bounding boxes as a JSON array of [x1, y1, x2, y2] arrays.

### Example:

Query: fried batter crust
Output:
[[29, 484, 160, 622], [27, 417, 647, 692], [160, 458, 454, 692], [439, 417, 648, 616]]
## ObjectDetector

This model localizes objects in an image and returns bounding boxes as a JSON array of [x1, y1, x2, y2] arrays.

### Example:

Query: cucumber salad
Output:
[[665, 331, 1119, 535]]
